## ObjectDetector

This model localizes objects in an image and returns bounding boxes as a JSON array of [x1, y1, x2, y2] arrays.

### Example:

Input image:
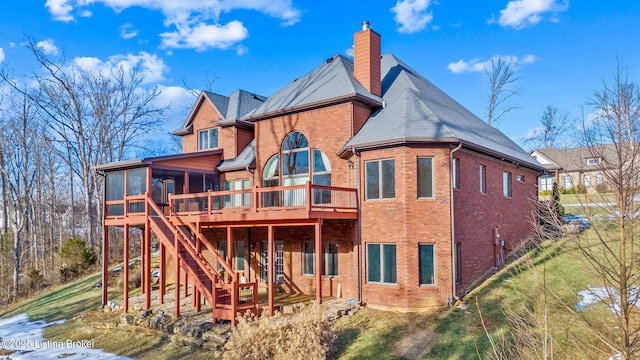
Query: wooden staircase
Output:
[[146, 197, 258, 324]]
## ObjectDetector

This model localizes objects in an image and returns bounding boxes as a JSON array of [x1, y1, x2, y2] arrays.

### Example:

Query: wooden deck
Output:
[[104, 182, 358, 226]]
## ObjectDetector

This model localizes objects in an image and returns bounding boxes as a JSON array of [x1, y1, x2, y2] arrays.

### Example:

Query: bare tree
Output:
[[525, 105, 572, 149], [572, 60, 640, 360], [485, 57, 523, 127], [1, 37, 165, 248]]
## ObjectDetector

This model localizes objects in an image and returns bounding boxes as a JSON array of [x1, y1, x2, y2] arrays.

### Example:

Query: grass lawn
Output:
[[0, 227, 621, 359]]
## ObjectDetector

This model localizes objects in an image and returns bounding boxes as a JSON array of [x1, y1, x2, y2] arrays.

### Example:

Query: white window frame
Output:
[[365, 159, 395, 200], [584, 174, 591, 188], [198, 128, 218, 150], [563, 175, 573, 189], [480, 165, 486, 193], [503, 172, 512, 197]]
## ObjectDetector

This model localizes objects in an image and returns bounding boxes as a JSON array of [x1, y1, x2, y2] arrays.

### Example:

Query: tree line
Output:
[[0, 37, 166, 302]]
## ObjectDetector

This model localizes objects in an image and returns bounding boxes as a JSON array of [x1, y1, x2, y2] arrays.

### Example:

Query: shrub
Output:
[[59, 238, 98, 280], [27, 268, 45, 291], [539, 190, 552, 196], [223, 303, 336, 360]]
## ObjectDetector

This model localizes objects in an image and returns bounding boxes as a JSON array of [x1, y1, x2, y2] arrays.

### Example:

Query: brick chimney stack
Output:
[[354, 21, 381, 97]]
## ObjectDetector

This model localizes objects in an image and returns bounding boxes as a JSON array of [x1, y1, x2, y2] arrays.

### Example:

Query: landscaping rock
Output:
[[210, 323, 231, 335], [202, 332, 228, 345], [121, 314, 135, 325]]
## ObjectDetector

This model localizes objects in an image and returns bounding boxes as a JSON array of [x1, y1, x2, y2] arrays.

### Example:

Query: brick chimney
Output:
[[354, 21, 381, 97]]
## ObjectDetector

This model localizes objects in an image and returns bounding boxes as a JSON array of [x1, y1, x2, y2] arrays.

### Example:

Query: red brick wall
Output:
[[453, 149, 538, 293], [182, 100, 221, 153], [254, 103, 354, 188], [359, 146, 454, 309], [201, 221, 358, 300]]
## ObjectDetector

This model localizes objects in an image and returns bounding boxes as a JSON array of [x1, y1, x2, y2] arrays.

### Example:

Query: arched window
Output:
[[262, 131, 332, 190], [263, 155, 279, 187], [282, 131, 310, 186]]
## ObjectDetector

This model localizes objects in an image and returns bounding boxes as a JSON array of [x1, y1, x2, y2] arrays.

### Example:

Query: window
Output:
[[367, 243, 396, 284], [234, 241, 245, 272], [365, 159, 395, 200], [452, 158, 459, 189], [198, 128, 218, 150], [419, 244, 435, 285], [224, 179, 250, 208], [417, 157, 434, 198], [586, 158, 600, 166], [503, 172, 512, 197], [516, 175, 525, 183], [302, 241, 339, 276], [539, 176, 553, 192], [302, 242, 315, 275], [563, 175, 573, 189], [480, 165, 486, 193], [596, 173, 604, 185], [584, 174, 591, 188], [260, 241, 284, 283]]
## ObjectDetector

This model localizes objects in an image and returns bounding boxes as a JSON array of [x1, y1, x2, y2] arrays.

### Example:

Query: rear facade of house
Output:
[[97, 23, 543, 322]]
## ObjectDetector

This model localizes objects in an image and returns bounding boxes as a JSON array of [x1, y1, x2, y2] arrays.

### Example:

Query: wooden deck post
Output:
[[102, 225, 109, 308], [159, 242, 165, 305], [144, 221, 151, 309], [123, 224, 129, 313], [268, 225, 274, 315], [315, 221, 322, 304], [175, 248, 180, 319]]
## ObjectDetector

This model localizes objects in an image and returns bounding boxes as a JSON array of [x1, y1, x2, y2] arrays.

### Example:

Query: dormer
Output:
[[172, 90, 265, 159]]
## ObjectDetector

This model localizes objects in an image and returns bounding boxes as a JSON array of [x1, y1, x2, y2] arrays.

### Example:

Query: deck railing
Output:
[[170, 182, 358, 216]]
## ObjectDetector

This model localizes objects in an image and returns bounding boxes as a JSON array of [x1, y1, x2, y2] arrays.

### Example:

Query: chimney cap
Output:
[[361, 21, 370, 30]]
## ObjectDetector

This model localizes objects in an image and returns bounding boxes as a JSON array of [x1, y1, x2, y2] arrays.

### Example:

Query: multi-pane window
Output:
[[302, 241, 338, 276], [563, 175, 573, 189], [452, 158, 459, 189], [539, 176, 553, 192], [260, 241, 284, 283], [224, 179, 250, 208], [584, 174, 591, 188], [503, 172, 512, 197], [198, 128, 218, 150], [365, 159, 395, 200], [417, 157, 434, 198], [480, 165, 487, 193], [596, 173, 604, 185], [367, 243, 396, 284], [419, 244, 435, 285], [586, 158, 600, 166]]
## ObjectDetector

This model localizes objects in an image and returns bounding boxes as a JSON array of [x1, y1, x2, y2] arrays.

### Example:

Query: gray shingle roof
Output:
[[344, 54, 543, 170], [532, 145, 618, 172], [243, 54, 382, 120], [217, 139, 256, 172], [172, 90, 265, 135]]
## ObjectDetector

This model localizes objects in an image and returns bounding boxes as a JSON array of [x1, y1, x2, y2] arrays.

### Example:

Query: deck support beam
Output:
[[267, 225, 274, 316], [102, 225, 109, 308], [144, 221, 151, 309], [315, 221, 322, 304], [159, 242, 165, 305], [123, 224, 129, 313]]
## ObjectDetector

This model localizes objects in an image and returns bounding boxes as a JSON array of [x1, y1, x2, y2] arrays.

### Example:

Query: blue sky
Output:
[[1, 1, 638, 154]]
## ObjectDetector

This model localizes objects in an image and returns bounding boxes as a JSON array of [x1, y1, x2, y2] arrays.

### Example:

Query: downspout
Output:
[[353, 146, 363, 305], [449, 142, 462, 303]]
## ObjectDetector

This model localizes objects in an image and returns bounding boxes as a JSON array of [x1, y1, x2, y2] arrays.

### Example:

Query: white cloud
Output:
[[391, 0, 434, 34], [37, 39, 59, 56], [496, 0, 569, 29], [45, 0, 301, 50], [236, 44, 248, 56], [73, 52, 168, 84], [160, 20, 248, 51], [120, 23, 140, 39], [447, 54, 536, 74], [45, 0, 74, 22], [0, 48, 4, 63]]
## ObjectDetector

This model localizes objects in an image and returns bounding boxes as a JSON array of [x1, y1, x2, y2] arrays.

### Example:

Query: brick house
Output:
[[96, 22, 544, 323]]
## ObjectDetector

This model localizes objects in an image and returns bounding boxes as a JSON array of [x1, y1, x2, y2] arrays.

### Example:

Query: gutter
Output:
[[450, 142, 462, 302]]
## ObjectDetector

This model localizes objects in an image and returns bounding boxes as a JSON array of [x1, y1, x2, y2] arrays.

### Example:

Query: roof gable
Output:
[[243, 54, 382, 121]]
